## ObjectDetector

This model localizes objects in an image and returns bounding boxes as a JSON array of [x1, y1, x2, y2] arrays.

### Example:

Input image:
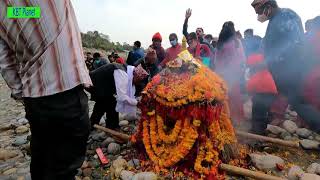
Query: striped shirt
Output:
[[0, 0, 92, 98]]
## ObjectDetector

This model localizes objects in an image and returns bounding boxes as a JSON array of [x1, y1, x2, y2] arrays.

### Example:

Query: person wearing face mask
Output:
[[159, 33, 182, 68], [252, 0, 320, 133]]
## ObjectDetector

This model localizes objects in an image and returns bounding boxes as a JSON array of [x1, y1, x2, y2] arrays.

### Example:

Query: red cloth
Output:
[[188, 43, 212, 59], [215, 39, 245, 87], [152, 32, 162, 41], [160, 44, 182, 67], [229, 83, 245, 123], [246, 54, 278, 94], [215, 39, 246, 122], [303, 65, 320, 110], [116, 57, 125, 64]]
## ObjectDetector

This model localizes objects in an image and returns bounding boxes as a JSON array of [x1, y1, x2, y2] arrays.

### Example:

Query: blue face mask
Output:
[[170, 39, 177, 46]]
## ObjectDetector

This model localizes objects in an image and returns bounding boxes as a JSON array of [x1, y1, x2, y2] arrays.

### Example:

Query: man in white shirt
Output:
[[88, 64, 148, 129]]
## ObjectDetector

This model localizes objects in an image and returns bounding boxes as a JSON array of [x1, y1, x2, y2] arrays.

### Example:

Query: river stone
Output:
[[315, 135, 320, 142], [17, 176, 25, 180], [110, 158, 128, 179], [119, 120, 129, 127], [309, 136, 314, 140], [289, 111, 298, 117], [81, 160, 90, 169], [249, 153, 284, 172], [92, 171, 102, 179], [296, 128, 313, 139], [132, 172, 157, 180], [128, 159, 140, 169], [3, 168, 17, 175], [316, 166, 320, 175], [299, 173, 320, 180], [267, 124, 286, 135], [17, 118, 29, 126], [17, 167, 29, 175], [88, 159, 100, 168], [283, 120, 298, 134], [306, 163, 320, 174], [102, 137, 115, 147], [15, 126, 29, 135], [22, 143, 31, 154], [120, 170, 135, 180], [300, 139, 320, 150], [13, 136, 28, 146], [288, 166, 304, 180], [108, 143, 121, 155], [82, 168, 92, 177], [280, 131, 292, 140], [0, 149, 18, 160], [0, 124, 13, 132]]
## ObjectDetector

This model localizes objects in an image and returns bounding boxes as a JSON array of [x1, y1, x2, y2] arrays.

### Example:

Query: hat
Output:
[[133, 65, 149, 82], [251, 0, 276, 8], [152, 32, 162, 42], [116, 57, 125, 64]]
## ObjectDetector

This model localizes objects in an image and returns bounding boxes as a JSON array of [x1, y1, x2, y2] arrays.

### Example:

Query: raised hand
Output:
[[185, 8, 192, 19]]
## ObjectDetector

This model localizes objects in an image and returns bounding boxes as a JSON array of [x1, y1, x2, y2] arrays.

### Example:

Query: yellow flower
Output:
[[147, 110, 155, 116], [193, 119, 201, 127]]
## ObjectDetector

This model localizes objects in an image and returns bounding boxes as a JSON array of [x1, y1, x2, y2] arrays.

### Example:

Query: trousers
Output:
[[24, 86, 90, 180]]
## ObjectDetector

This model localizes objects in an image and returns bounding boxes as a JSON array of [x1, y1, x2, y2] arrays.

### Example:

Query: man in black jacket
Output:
[[88, 64, 148, 129]]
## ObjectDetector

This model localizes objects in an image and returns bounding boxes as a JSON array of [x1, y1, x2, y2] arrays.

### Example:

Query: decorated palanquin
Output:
[[131, 39, 237, 178]]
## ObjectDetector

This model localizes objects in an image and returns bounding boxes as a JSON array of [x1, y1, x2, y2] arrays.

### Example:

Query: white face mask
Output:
[[257, 14, 268, 23]]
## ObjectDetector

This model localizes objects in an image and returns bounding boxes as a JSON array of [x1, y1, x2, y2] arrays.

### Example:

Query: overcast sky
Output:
[[71, 0, 320, 49]]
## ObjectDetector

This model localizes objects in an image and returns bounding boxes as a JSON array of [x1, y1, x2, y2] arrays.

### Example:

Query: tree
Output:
[[81, 31, 133, 53]]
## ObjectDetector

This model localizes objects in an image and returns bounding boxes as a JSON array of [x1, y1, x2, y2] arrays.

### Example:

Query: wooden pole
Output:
[[94, 125, 286, 179], [94, 125, 130, 141], [236, 130, 300, 148], [219, 164, 285, 180]]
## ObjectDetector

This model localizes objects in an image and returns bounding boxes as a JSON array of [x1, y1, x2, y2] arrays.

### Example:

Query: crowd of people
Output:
[[0, 0, 320, 179]]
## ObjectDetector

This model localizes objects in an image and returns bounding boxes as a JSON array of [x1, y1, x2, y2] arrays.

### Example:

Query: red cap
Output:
[[116, 57, 125, 64], [152, 32, 162, 42]]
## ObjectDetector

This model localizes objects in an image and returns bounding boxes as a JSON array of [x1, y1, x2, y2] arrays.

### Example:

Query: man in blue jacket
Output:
[[252, 0, 320, 133]]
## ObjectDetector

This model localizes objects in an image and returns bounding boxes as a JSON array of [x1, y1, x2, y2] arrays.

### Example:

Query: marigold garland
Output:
[[156, 115, 182, 143], [133, 50, 238, 178]]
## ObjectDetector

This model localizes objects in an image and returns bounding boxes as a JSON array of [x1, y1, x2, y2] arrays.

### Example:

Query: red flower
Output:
[[153, 74, 161, 85], [204, 91, 213, 99]]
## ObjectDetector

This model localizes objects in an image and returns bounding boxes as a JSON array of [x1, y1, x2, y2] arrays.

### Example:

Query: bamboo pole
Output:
[[94, 125, 286, 179], [219, 164, 285, 180], [94, 125, 300, 148], [94, 124, 130, 141], [236, 130, 300, 148]]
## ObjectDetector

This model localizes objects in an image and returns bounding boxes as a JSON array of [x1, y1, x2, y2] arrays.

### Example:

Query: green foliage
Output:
[[81, 31, 133, 52]]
